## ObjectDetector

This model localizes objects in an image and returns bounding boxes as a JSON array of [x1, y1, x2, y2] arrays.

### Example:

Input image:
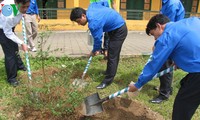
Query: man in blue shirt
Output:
[[129, 14, 200, 120], [161, 0, 185, 21], [89, 0, 116, 59], [24, 0, 40, 52], [70, 3, 127, 89], [149, 0, 185, 104]]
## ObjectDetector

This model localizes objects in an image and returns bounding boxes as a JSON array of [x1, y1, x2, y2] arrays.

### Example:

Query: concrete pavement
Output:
[[0, 31, 154, 58]]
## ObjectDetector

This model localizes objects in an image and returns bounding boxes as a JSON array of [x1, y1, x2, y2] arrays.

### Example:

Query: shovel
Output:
[[72, 56, 93, 87], [22, 16, 32, 81], [83, 87, 129, 116], [82, 65, 175, 116], [22, 17, 39, 101]]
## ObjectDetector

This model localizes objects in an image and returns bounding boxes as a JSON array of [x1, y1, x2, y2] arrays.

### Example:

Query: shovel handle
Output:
[[153, 65, 175, 79], [22, 17, 32, 80], [107, 65, 175, 100], [146, 55, 175, 78], [82, 56, 93, 79], [108, 87, 129, 99]]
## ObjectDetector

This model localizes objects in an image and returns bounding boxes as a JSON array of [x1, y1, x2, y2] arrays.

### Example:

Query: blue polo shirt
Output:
[[26, 0, 39, 15], [161, 0, 185, 22], [87, 3, 125, 52], [135, 17, 200, 88]]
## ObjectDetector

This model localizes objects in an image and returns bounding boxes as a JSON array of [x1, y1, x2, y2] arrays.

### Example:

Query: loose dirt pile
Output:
[[80, 97, 164, 120]]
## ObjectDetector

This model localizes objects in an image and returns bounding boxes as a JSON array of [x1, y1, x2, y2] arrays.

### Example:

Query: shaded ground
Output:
[[16, 67, 164, 120]]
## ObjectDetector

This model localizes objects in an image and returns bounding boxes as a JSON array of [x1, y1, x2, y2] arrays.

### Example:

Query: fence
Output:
[[39, 8, 72, 19], [38, 8, 200, 20]]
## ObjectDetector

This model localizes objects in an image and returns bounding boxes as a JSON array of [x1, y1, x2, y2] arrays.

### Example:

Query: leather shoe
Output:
[[8, 80, 19, 87], [96, 83, 109, 89], [18, 67, 27, 71], [149, 95, 168, 104]]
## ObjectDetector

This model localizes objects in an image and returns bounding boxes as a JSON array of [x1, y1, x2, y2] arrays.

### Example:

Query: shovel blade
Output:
[[72, 79, 88, 88], [84, 93, 103, 116]]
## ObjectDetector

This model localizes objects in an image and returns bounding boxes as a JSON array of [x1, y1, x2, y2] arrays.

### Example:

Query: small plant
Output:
[[0, 56, 199, 119], [36, 27, 52, 82]]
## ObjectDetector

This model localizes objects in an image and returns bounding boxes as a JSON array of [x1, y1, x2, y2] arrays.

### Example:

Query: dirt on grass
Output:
[[16, 67, 164, 120], [79, 97, 164, 120], [18, 97, 164, 120]]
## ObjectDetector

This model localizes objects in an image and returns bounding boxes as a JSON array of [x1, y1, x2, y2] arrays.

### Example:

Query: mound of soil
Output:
[[80, 97, 164, 120]]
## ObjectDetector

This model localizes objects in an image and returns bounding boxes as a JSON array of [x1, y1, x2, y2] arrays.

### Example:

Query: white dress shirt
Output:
[[0, 0, 23, 45]]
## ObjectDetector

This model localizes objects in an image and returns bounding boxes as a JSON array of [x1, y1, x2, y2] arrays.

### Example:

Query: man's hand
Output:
[[21, 43, 28, 52], [128, 83, 138, 92], [170, 62, 179, 70], [37, 15, 41, 22], [89, 50, 102, 56]]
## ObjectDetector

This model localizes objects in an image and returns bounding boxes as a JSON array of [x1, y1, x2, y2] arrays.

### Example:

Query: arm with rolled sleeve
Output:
[[35, 0, 39, 15], [134, 34, 176, 88], [34, 0, 40, 22]]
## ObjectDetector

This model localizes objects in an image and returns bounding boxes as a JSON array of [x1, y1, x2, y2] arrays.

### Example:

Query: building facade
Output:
[[36, 0, 200, 20]]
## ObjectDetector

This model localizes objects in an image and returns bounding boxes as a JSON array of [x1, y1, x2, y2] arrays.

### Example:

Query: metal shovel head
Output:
[[84, 93, 103, 116], [72, 78, 88, 88]]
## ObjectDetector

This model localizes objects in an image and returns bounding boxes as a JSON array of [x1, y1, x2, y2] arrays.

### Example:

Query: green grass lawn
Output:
[[0, 55, 199, 120]]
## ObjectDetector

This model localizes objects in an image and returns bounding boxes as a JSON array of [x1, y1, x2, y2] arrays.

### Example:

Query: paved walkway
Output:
[[0, 31, 154, 58]]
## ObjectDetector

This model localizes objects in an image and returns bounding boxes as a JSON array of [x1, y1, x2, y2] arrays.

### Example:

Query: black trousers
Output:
[[172, 73, 200, 120], [159, 59, 173, 98], [102, 24, 127, 84], [0, 29, 25, 82]]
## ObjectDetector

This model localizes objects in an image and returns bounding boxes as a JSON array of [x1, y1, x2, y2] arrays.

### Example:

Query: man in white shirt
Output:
[[0, 0, 30, 86]]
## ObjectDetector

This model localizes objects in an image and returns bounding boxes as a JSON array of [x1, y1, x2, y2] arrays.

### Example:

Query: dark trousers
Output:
[[159, 59, 173, 98], [102, 24, 127, 84], [0, 29, 25, 82], [172, 73, 200, 120]]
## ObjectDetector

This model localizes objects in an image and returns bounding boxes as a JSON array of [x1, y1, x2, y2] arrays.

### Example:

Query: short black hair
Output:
[[70, 7, 86, 21], [146, 14, 170, 35], [15, 0, 30, 4]]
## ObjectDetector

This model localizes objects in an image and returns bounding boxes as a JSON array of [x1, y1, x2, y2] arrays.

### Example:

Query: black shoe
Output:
[[96, 83, 109, 89], [18, 67, 27, 71], [149, 95, 168, 104], [8, 80, 19, 87]]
